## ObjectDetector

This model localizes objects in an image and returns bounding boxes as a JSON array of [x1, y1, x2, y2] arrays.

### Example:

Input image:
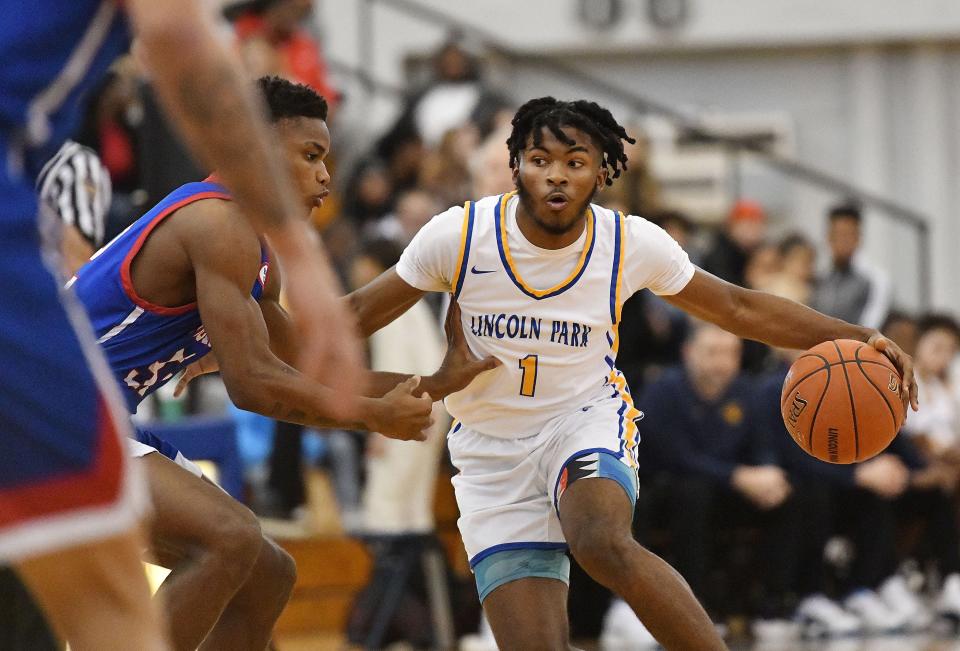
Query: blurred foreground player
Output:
[[1, 0, 367, 648], [347, 97, 918, 650], [71, 77, 495, 650], [0, 138, 108, 651]]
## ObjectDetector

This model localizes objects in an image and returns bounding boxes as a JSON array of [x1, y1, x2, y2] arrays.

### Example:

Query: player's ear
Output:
[[596, 166, 608, 190], [511, 163, 520, 185]]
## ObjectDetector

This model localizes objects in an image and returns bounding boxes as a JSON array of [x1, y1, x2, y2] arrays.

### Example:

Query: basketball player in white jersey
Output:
[[346, 97, 919, 649], [153, 97, 921, 649]]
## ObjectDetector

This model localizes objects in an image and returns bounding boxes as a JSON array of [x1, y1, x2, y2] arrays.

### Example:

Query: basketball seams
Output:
[[833, 341, 861, 462], [853, 346, 900, 430], [805, 358, 832, 454], [781, 353, 830, 402]]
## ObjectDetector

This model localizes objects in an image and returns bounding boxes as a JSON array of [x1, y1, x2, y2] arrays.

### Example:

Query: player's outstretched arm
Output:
[[184, 211, 431, 441], [174, 271, 497, 400], [346, 267, 427, 337], [264, 268, 497, 399], [125, 0, 363, 413], [664, 268, 918, 410]]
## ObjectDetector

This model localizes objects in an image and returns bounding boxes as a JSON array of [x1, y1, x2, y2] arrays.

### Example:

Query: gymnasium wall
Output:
[[318, 0, 960, 312]]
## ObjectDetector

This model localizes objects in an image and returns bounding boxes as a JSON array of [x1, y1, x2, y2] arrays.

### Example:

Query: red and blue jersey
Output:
[[72, 180, 270, 412]]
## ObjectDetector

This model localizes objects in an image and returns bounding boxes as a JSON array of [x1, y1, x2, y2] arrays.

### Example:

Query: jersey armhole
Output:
[[450, 200, 476, 299]]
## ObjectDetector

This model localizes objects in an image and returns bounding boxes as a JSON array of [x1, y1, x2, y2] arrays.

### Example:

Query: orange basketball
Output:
[[780, 339, 905, 464]]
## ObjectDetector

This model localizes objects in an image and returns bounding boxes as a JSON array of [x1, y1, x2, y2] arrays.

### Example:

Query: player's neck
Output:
[[514, 202, 586, 250]]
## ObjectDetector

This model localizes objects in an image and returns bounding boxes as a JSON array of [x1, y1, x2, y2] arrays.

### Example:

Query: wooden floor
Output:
[[267, 471, 960, 650], [274, 633, 960, 651]]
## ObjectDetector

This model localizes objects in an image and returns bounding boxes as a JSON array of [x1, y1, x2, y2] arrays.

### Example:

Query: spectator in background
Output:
[[344, 159, 396, 226], [615, 210, 699, 391], [355, 238, 447, 535], [882, 310, 920, 357], [903, 314, 960, 461], [403, 38, 507, 148], [602, 127, 662, 217], [758, 345, 960, 635], [347, 237, 449, 647], [741, 244, 782, 374], [701, 199, 767, 287], [635, 323, 796, 624], [812, 203, 891, 329], [228, 0, 340, 112], [755, 347, 909, 637], [370, 188, 441, 246], [75, 58, 145, 234], [767, 233, 816, 305], [469, 123, 515, 198], [419, 125, 479, 208]]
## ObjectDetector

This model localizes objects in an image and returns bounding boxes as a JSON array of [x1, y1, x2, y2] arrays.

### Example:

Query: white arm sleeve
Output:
[[621, 216, 696, 297], [395, 205, 465, 293]]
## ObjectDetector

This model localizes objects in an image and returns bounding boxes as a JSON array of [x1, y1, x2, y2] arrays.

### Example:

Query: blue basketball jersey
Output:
[[72, 181, 270, 412], [1, 1, 130, 183]]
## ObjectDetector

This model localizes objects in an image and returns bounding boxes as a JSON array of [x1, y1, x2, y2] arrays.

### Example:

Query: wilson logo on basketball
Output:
[[888, 373, 900, 394], [788, 393, 808, 426]]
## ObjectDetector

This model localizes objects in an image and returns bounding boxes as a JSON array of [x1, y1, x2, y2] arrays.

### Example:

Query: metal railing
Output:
[[341, 0, 931, 307]]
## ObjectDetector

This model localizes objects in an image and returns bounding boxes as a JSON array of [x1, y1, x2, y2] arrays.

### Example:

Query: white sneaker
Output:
[[844, 589, 909, 634], [751, 617, 800, 644], [600, 599, 659, 650], [458, 614, 498, 651], [936, 573, 960, 619], [879, 574, 933, 631], [795, 594, 861, 637]]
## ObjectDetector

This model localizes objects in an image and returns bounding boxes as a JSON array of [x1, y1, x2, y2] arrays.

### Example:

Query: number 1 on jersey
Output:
[[519, 354, 538, 397]]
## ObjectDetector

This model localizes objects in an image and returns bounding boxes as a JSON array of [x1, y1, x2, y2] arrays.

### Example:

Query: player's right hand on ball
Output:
[[375, 375, 434, 441]]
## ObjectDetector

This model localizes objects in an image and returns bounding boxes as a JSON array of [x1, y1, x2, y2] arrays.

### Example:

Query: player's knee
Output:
[[261, 541, 297, 602], [568, 526, 636, 580], [205, 505, 263, 583]]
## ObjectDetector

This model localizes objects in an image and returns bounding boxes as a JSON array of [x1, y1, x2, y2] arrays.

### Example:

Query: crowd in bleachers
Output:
[[51, 0, 960, 645]]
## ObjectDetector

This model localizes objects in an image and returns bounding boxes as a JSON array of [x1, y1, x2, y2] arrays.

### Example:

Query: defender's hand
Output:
[[173, 353, 220, 397], [866, 332, 919, 412], [428, 300, 500, 398], [374, 376, 433, 441]]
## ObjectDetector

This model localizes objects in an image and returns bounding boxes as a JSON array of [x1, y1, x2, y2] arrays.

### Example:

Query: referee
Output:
[[36, 139, 112, 274]]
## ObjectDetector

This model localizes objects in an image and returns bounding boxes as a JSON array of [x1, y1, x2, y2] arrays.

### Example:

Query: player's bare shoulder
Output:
[[174, 197, 264, 282]]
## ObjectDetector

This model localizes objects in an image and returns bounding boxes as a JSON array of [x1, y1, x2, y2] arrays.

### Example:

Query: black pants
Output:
[[898, 487, 960, 577], [267, 420, 305, 512], [825, 485, 959, 592], [663, 474, 801, 618], [0, 567, 59, 651]]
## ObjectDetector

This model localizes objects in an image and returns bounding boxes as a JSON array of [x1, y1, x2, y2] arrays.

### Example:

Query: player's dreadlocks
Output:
[[506, 97, 635, 186]]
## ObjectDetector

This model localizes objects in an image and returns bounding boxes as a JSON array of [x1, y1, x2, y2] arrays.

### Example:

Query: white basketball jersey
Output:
[[445, 192, 640, 439]]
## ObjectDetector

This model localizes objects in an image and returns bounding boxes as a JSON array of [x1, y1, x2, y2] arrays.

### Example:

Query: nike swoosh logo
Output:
[[470, 266, 496, 275]]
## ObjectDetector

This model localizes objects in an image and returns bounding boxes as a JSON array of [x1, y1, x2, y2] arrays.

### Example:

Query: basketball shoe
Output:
[[600, 598, 659, 650], [844, 588, 909, 633], [878, 574, 932, 631], [795, 594, 861, 637]]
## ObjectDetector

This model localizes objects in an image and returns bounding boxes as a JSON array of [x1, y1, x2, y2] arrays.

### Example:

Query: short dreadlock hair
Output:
[[506, 97, 635, 186], [257, 76, 328, 123]]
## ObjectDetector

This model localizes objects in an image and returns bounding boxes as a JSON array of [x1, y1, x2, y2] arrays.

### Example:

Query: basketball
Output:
[[780, 339, 905, 464]]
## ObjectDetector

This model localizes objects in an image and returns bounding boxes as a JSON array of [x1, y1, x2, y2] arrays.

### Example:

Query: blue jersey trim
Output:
[[452, 201, 476, 300], [609, 210, 623, 324], [551, 446, 625, 514], [469, 541, 569, 568]]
